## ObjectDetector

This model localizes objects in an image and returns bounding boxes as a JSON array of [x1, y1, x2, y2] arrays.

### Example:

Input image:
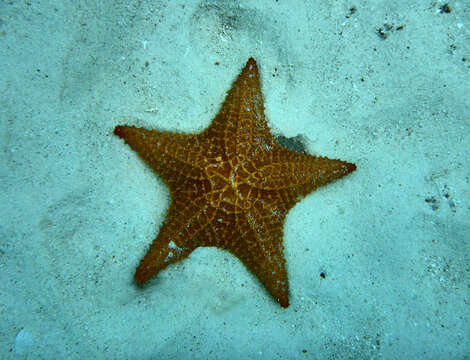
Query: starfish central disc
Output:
[[204, 154, 254, 213]]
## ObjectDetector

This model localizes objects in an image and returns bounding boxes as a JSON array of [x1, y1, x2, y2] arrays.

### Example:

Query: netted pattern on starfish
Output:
[[114, 57, 356, 308]]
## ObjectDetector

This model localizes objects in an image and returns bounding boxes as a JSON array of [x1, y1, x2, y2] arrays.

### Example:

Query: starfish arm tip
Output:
[[114, 125, 126, 138], [347, 162, 357, 173]]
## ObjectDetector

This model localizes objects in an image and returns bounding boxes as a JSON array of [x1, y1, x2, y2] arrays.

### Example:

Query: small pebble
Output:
[[15, 329, 34, 355]]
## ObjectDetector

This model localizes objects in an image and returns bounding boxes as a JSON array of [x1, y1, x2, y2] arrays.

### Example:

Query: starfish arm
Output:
[[233, 208, 290, 307], [134, 193, 217, 284], [204, 207, 290, 307], [114, 125, 208, 184], [247, 147, 356, 196], [203, 58, 277, 159], [197, 207, 290, 307]]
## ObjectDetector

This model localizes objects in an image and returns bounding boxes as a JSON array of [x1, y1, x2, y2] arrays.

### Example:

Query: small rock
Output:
[[15, 329, 34, 355]]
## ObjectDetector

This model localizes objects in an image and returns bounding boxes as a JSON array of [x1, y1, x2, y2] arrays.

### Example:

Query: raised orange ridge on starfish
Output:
[[114, 57, 356, 308]]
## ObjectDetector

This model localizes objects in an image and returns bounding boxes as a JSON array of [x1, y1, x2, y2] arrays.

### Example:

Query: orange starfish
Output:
[[114, 58, 356, 307]]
